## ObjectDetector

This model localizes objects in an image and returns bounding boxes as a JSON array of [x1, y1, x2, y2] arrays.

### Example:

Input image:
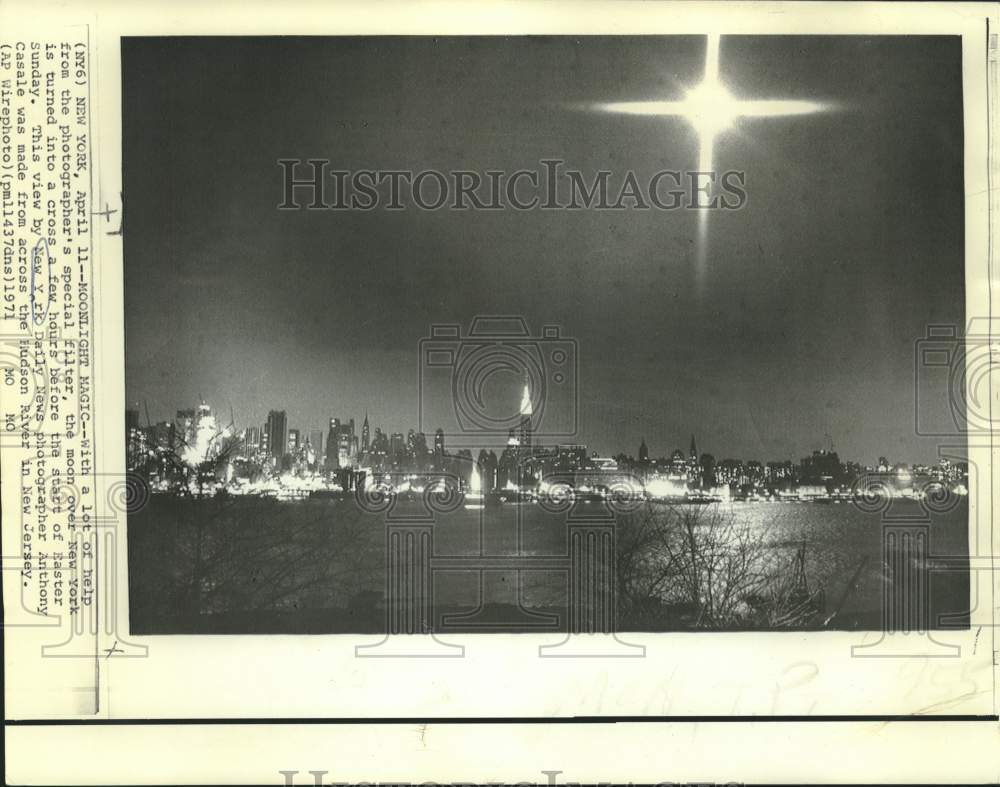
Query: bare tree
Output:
[[129, 412, 384, 630], [178, 499, 380, 617], [615, 505, 680, 627], [131, 496, 384, 628], [615, 503, 825, 630]]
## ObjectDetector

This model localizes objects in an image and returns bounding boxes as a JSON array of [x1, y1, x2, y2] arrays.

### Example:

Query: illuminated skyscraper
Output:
[[325, 417, 357, 469], [371, 428, 389, 456], [126, 408, 142, 469], [517, 372, 533, 450], [688, 434, 700, 478], [361, 411, 370, 453], [344, 418, 356, 464], [244, 425, 261, 458], [176, 408, 197, 447], [325, 418, 340, 469], [669, 448, 688, 479]]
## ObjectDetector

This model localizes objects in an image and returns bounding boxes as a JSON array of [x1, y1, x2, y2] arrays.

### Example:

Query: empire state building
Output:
[[517, 373, 533, 450]]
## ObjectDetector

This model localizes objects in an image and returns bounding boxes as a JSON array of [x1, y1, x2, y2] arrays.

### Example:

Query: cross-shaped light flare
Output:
[[592, 34, 828, 292], [595, 34, 827, 173]]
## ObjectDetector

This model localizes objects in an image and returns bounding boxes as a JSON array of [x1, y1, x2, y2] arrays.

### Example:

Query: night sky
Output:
[[123, 36, 964, 464]]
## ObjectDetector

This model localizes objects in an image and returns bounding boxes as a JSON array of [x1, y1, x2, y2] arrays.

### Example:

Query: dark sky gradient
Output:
[[123, 36, 964, 464]]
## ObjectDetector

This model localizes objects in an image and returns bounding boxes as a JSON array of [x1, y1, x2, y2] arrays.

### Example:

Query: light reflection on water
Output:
[[427, 499, 970, 629], [130, 495, 971, 633]]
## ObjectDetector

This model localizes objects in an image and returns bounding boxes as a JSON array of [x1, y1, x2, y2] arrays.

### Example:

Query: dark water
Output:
[[128, 495, 969, 634], [424, 498, 970, 630]]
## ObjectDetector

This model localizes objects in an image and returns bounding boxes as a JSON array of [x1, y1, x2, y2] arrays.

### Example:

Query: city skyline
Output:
[[124, 36, 964, 463], [118, 29, 974, 651], [127, 393, 957, 471]]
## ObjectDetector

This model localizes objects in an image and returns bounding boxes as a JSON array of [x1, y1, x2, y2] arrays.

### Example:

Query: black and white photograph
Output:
[[4, 3, 998, 782], [122, 34, 972, 637]]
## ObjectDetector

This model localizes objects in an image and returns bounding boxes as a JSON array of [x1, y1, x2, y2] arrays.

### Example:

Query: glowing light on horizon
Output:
[[645, 477, 687, 499]]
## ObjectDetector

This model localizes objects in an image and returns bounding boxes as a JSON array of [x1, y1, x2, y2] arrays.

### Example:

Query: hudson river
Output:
[[128, 496, 969, 634]]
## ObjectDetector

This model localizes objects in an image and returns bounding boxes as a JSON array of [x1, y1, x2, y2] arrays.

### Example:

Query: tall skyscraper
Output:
[[244, 425, 261, 458], [126, 407, 144, 470], [151, 421, 175, 450], [173, 407, 200, 458], [266, 410, 288, 464], [344, 418, 356, 465], [325, 417, 357, 469], [517, 372, 533, 450], [326, 418, 340, 468], [361, 412, 370, 453], [176, 408, 196, 442], [411, 431, 428, 468], [126, 408, 142, 469]]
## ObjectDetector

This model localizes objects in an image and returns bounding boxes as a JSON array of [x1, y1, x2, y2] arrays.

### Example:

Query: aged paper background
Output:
[[2, 1, 997, 783]]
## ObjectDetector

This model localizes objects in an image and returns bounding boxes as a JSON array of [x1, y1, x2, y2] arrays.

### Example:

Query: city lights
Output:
[[127, 381, 970, 506]]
